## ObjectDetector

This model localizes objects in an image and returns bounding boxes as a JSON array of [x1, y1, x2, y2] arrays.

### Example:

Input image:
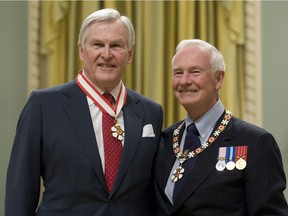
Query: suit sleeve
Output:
[[5, 92, 42, 216], [245, 131, 288, 215]]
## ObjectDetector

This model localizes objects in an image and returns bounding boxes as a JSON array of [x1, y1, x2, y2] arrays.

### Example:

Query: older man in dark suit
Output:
[[154, 39, 288, 215], [5, 8, 163, 216]]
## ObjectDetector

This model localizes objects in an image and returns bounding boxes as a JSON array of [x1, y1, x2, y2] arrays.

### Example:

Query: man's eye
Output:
[[191, 70, 201, 75], [93, 43, 104, 48], [173, 71, 182, 76], [111, 44, 123, 50]]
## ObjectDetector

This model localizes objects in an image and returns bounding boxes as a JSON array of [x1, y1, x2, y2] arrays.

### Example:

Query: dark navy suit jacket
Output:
[[154, 116, 288, 216], [5, 81, 163, 216]]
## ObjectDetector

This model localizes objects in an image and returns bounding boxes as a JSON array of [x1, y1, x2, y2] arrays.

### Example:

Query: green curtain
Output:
[[38, 0, 245, 128]]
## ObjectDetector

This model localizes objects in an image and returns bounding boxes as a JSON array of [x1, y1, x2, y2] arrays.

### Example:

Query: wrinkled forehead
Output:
[[173, 46, 212, 66], [85, 19, 129, 42]]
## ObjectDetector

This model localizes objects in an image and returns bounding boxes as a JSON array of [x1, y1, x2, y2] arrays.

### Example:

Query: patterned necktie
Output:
[[173, 123, 201, 202], [102, 93, 123, 192]]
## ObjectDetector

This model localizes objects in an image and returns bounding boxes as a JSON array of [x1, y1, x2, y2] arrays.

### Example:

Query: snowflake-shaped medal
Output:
[[111, 123, 125, 141], [171, 167, 185, 182]]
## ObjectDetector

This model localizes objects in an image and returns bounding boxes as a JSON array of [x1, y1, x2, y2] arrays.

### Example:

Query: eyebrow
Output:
[[90, 38, 125, 44]]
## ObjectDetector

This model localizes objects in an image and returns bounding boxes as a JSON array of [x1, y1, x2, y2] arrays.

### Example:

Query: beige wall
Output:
[[262, 1, 288, 199], [0, 1, 28, 215]]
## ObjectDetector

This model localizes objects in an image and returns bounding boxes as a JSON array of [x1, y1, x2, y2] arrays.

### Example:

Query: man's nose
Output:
[[179, 72, 192, 84], [101, 46, 112, 59]]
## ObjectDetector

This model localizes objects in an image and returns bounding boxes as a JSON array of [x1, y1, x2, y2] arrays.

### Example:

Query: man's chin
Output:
[[177, 95, 197, 104]]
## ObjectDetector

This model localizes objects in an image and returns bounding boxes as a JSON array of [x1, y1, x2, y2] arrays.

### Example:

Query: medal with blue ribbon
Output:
[[226, 146, 236, 170]]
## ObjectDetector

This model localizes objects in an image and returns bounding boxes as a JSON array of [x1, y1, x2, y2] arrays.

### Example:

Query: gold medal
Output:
[[235, 146, 248, 170], [236, 158, 246, 170]]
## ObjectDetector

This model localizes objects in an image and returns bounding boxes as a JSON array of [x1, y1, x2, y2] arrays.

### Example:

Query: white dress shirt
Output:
[[86, 82, 125, 173]]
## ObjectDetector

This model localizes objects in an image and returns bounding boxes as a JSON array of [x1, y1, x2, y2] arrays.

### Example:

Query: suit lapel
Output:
[[172, 116, 235, 212], [62, 83, 107, 190], [155, 122, 185, 192], [110, 92, 144, 195], [172, 141, 220, 209]]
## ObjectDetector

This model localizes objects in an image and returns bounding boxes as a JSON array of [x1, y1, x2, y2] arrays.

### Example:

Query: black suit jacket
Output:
[[5, 81, 163, 216], [154, 116, 288, 216]]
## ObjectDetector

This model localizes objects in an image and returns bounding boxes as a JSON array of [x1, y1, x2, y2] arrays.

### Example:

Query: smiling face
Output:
[[172, 45, 224, 121], [79, 20, 134, 92]]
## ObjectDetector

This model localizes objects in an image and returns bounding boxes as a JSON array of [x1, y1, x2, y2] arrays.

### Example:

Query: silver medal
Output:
[[226, 161, 236, 170], [216, 160, 226, 171]]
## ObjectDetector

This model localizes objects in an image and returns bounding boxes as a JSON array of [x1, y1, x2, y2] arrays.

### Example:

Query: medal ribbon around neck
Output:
[[75, 71, 127, 141], [171, 110, 232, 182]]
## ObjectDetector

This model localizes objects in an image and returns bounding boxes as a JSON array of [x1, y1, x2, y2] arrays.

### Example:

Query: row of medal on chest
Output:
[[215, 146, 247, 171]]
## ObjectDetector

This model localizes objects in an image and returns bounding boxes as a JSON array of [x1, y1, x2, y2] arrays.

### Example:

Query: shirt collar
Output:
[[185, 100, 225, 138], [84, 71, 122, 107]]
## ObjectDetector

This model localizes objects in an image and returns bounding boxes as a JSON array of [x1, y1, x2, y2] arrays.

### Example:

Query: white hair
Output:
[[78, 8, 135, 49], [172, 39, 226, 73]]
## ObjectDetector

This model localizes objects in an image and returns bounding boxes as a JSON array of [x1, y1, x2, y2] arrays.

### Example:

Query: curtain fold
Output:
[[39, 1, 69, 86], [217, 1, 245, 118], [38, 0, 245, 127]]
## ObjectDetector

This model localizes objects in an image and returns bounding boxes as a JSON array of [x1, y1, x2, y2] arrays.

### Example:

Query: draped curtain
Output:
[[39, 0, 245, 128]]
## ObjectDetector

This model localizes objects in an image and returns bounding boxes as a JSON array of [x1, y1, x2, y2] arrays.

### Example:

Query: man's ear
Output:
[[79, 45, 84, 61], [127, 47, 134, 64], [215, 70, 225, 90]]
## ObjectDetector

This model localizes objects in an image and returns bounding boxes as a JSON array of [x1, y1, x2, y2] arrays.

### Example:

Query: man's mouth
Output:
[[98, 63, 115, 68], [179, 90, 197, 94]]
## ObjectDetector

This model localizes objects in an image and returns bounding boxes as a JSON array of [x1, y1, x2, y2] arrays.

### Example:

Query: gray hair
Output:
[[172, 39, 226, 73], [78, 8, 135, 49]]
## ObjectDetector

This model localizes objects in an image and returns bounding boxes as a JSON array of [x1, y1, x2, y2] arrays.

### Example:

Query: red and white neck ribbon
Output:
[[75, 71, 127, 119]]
